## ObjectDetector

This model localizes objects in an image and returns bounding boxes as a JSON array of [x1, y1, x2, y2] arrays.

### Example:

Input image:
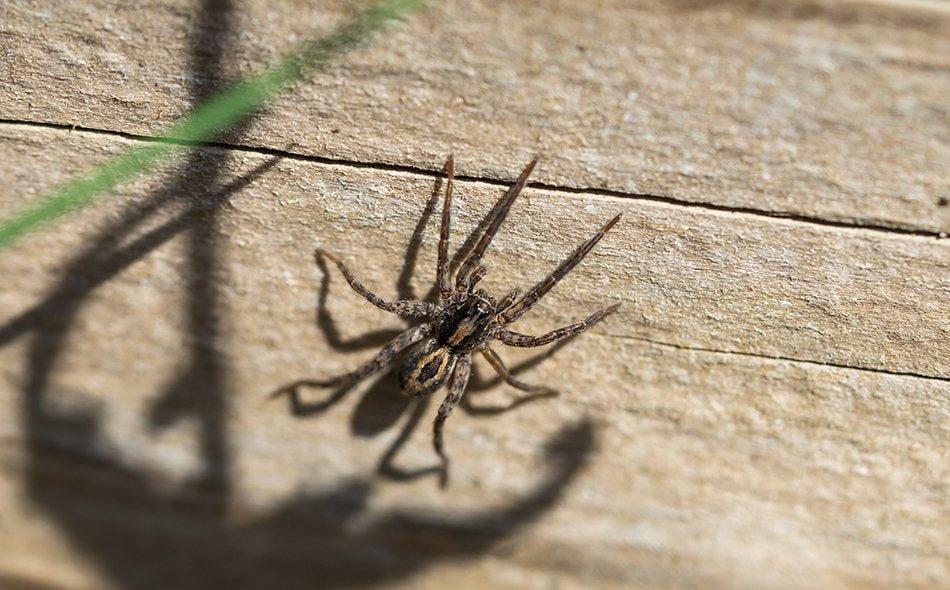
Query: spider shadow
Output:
[[273, 167, 574, 482]]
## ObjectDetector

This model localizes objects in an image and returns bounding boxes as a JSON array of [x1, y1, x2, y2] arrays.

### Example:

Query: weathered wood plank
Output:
[[1, 0, 947, 232], [3, 125, 946, 377], [0, 124, 947, 589]]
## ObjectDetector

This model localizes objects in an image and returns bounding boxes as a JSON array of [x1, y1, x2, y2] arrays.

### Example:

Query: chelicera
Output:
[[302, 156, 620, 486]]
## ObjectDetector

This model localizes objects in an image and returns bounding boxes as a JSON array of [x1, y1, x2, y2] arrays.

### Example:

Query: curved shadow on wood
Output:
[[27, 417, 594, 589], [0, 1, 594, 588]]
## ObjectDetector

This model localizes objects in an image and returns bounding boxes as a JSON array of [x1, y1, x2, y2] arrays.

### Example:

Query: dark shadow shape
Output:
[[270, 379, 354, 417], [375, 397, 444, 482], [350, 369, 413, 437], [270, 169, 449, 449], [396, 173, 444, 301], [313, 253, 403, 352], [25, 418, 594, 589], [0, 157, 275, 349]]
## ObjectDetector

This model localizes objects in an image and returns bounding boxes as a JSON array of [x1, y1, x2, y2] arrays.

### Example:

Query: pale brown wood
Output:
[[2, 0, 949, 588], [0, 0, 948, 232], [0, 126, 947, 589], [1, 126, 947, 376]]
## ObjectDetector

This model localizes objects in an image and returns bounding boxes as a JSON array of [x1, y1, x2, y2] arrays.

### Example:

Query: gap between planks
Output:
[[1, 118, 946, 241]]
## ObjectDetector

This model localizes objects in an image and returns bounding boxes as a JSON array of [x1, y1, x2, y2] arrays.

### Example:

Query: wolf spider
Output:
[[296, 156, 620, 486]]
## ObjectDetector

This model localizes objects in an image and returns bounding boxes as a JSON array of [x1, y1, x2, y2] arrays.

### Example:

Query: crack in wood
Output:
[[1, 118, 945, 240], [601, 332, 950, 382]]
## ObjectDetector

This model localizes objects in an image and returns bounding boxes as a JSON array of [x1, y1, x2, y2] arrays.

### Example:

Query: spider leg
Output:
[[502, 213, 621, 323], [495, 288, 521, 312], [454, 157, 537, 288], [499, 301, 620, 347], [273, 325, 431, 401], [465, 264, 488, 290], [316, 249, 437, 318], [436, 155, 455, 303], [314, 253, 402, 352], [480, 347, 555, 395], [434, 354, 472, 488]]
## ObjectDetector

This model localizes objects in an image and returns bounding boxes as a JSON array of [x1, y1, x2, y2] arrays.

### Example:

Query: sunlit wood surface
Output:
[[0, 1, 947, 588]]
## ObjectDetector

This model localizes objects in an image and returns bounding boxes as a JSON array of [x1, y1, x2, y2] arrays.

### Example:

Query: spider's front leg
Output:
[[433, 354, 472, 488], [498, 301, 621, 348], [436, 155, 455, 304], [316, 249, 437, 318], [454, 157, 537, 288], [501, 213, 621, 324]]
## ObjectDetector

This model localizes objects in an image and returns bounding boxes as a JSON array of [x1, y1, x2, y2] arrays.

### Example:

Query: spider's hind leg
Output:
[[433, 354, 472, 488], [271, 325, 431, 411], [501, 213, 621, 323]]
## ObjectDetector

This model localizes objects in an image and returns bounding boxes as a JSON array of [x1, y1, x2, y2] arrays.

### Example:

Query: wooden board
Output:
[[1, 0, 948, 233], [2, 125, 948, 378], [0, 125, 947, 590], [0, 0, 948, 589]]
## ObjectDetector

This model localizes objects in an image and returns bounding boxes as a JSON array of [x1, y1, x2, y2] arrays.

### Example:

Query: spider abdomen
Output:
[[398, 338, 456, 397]]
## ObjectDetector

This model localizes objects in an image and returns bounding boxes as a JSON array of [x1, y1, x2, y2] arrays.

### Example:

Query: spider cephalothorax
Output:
[[305, 156, 620, 486]]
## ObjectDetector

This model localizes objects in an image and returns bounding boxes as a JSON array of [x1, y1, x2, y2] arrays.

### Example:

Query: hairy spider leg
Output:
[[498, 301, 621, 347], [316, 249, 436, 318], [309, 324, 431, 388], [495, 288, 521, 312], [465, 264, 489, 291], [436, 155, 455, 303], [434, 354, 472, 488], [454, 157, 538, 288], [501, 213, 622, 324], [480, 347, 555, 394]]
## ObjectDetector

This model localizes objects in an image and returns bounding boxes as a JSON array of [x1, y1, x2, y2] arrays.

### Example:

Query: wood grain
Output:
[[1, 0, 948, 232], [0, 125, 947, 589], [2, 125, 948, 376], [1, 0, 948, 588]]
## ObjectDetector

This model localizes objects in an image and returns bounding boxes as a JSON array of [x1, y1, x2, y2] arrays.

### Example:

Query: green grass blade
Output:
[[0, 0, 430, 249]]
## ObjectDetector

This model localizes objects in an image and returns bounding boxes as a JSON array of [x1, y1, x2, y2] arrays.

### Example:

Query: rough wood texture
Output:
[[1, 0, 948, 232], [1, 125, 947, 589], [1, 1, 948, 589]]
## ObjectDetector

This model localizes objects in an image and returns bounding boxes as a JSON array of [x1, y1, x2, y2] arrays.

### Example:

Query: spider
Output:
[[298, 156, 620, 486]]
